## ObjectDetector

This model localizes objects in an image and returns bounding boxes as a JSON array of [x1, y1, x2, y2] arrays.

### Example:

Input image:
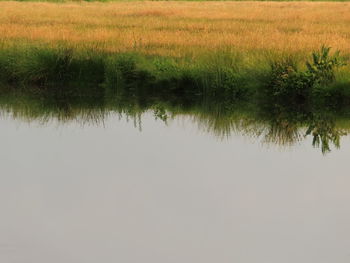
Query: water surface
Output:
[[1, 112, 350, 263]]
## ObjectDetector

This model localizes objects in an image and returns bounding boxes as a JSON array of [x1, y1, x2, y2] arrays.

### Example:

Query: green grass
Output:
[[0, 45, 349, 108]]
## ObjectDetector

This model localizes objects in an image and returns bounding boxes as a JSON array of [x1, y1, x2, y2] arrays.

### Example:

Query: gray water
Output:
[[1, 113, 350, 263]]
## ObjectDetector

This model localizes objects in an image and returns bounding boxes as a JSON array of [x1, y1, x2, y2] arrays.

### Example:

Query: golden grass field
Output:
[[0, 1, 350, 57]]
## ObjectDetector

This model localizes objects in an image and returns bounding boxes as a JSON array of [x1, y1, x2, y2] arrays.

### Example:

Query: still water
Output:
[[1, 112, 350, 263]]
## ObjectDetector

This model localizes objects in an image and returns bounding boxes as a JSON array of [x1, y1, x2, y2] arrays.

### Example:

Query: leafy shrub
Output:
[[306, 46, 346, 86], [264, 46, 346, 109]]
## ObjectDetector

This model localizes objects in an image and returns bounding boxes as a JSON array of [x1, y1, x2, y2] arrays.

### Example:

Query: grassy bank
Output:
[[0, 45, 349, 108], [1, 1, 349, 100]]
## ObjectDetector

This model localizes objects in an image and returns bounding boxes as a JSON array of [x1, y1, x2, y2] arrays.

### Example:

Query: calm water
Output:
[[1, 112, 350, 263]]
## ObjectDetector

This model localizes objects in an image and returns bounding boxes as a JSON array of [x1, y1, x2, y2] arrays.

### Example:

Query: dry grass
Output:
[[0, 1, 350, 57]]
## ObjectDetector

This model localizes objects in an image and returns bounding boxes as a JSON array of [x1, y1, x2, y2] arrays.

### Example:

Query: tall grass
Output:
[[1, 2, 350, 57]]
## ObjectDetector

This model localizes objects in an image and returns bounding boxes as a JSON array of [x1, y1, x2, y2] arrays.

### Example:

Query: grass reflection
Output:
[[0, 83, 349, 154]]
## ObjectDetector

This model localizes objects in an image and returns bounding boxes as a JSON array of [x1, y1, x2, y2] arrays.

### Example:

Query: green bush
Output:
[[264, 46, 347, 109]]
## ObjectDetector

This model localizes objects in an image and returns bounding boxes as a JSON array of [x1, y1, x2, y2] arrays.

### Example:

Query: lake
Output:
[[1, 109, 350, 263]]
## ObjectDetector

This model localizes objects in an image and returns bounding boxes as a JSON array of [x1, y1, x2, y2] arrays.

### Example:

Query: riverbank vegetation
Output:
[[0, 45, 349, 108]]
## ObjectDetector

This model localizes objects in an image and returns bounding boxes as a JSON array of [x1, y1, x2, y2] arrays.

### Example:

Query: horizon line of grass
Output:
[[2, 0, 350, 2]]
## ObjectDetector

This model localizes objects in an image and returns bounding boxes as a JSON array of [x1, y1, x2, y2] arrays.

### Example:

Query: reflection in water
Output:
[[306, 115, 346, 154], [0, 84, 349, 154], [257, 112, 348, 154], [2, 83, 350, 263]]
